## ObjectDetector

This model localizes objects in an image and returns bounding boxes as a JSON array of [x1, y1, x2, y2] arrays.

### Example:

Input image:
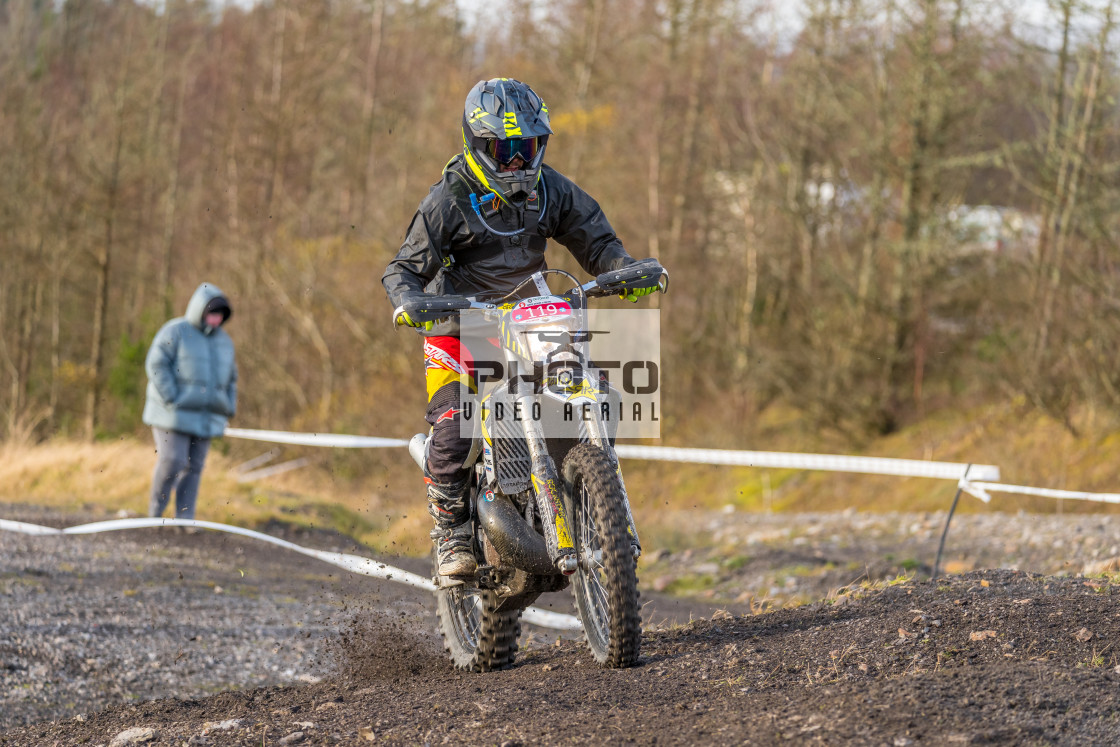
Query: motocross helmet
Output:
[[462, 78, 552, 207]]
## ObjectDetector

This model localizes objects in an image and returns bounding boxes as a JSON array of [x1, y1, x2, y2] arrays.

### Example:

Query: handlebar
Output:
[[392, 259, 668, 327]]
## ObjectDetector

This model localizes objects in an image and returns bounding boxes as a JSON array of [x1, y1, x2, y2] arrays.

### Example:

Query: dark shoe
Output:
[[432, 522, 477, 576]]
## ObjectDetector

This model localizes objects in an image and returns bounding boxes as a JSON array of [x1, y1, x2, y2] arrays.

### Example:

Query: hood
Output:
[[185, 282, 231, 333]]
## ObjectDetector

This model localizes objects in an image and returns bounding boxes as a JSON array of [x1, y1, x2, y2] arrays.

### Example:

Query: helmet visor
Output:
[[485, 136, 545, 170]]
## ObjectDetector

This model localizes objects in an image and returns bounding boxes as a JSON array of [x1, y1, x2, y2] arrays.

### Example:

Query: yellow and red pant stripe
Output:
[[423, 336, 477, 401]]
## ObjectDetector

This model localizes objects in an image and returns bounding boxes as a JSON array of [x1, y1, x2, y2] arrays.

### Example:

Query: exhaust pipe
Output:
[[476, 491, 555, 575], [408, 433, 427, 470]]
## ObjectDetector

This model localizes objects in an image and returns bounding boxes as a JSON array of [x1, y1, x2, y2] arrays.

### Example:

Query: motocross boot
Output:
[[426, 474, 477, 576]]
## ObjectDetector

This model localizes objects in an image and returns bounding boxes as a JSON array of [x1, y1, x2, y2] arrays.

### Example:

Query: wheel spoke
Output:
[[454, 589, 483, 645], [589, 572, 608, 628], [577, 480, 611, 639]]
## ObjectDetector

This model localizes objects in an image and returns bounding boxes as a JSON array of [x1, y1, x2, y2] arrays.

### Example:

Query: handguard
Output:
[[392, 295, 473, 327], [588, 258, 668, 298]]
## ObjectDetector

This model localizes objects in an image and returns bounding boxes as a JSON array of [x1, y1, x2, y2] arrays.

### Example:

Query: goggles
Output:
[[485, 136, 545, 169]]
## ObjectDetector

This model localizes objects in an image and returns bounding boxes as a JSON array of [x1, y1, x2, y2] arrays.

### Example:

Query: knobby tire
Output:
[[563, 443, 641, 667], [435, 556, 521, 672]]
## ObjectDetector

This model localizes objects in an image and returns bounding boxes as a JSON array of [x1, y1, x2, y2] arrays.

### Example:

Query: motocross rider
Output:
[[382, 77, 657, 577]]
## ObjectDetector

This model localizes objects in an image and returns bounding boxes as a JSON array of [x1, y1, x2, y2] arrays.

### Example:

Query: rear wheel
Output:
[[434, 557, 521, 672], [562, 443, 641, 667]]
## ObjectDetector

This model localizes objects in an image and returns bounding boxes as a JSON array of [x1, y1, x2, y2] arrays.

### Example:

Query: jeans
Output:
[[148, 427, 210, 519]]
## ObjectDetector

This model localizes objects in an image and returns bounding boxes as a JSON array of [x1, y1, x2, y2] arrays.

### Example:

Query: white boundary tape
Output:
[[960, 480, 1120, 506], [0, 517, 581, 631], [218, 428, 1120, 505], [226, 428, 408, 449], [225, 427, 1000, 482], [613, 445, 1000, 481]]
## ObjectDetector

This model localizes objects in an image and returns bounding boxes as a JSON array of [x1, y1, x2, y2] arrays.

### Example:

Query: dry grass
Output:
[[0, 439, 156, 510], [0, 438, 431, 555]]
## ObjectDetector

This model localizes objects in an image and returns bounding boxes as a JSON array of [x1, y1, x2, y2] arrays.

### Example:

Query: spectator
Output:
[[143, 282, 237, 520]]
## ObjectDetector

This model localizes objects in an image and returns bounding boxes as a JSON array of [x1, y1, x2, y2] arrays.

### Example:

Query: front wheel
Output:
[[562, 443, 641, 667], [434, 553, 521, 672]]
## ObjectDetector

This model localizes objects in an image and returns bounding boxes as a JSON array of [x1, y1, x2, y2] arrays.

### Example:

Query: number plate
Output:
[[510, 296, 573, 324]]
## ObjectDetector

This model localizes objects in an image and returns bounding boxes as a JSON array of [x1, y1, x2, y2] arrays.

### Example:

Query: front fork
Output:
[[520, 395, 642, 572], [519, 401, 579, 574]]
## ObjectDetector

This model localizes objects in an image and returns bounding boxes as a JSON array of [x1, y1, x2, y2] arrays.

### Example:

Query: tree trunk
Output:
[[157, 60, 189, 320], [566, 0, 604, 178], [1033, 5, 1112, 370], [666, 0, 711, 254], [360, 0, 385, 225], [85, 100, 126, 442]]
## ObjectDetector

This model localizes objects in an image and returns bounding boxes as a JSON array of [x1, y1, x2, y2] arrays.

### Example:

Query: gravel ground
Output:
[[0, 503, 729, 733], [641, 508, 1120, 608], [0, 505, 394, 731], [3, 504, 1120, 745]]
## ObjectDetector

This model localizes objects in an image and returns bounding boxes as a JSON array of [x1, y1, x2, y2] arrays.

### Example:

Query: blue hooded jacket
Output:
[[142, 283, 238, 438]]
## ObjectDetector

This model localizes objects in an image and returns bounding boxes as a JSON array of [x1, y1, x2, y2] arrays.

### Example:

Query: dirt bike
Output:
[[394, 258, 667, 671]]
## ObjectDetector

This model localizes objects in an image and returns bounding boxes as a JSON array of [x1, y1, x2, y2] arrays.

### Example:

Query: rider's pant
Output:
[[423, 336, 490, 485]]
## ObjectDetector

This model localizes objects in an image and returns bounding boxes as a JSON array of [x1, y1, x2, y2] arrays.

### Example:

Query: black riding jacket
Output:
[[382, 155, 634, 336]]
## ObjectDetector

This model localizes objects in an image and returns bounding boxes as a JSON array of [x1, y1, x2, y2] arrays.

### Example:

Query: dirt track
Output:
[[3, 507, 1120, 745]]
